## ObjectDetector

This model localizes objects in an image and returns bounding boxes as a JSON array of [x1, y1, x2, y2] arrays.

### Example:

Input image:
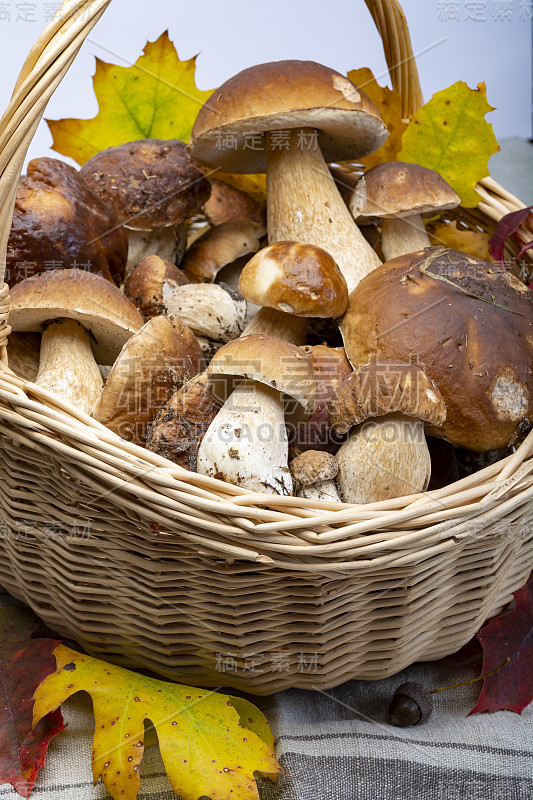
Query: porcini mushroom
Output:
[[342, 247, 533, 451], [197, 334, 316, 494], [328, 360, 446, 503], [181, 220, 265, 283], [188, 60, 388, 294], [124, 255, 190, 320], [291, 344, 352, 454], [202, 178, 265, 227], [146, 371, 221, 470], [9, 269, 143, 414], [349, 162, 460, 261], [6, 157, 128, 286], [290, 450, 341, 503], [80, 139, 210, 275], [124, 257, 245, 353], [238, 241, 348, 344], [162, 283, 246, 345], [93, 315, 198, 445]]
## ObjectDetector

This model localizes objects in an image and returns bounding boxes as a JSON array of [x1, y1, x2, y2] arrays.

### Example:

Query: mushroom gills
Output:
[[197, 381, 293, 495]]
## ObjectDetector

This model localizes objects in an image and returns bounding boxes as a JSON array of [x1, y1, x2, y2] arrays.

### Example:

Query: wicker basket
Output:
[[0, 0, 531, 695]]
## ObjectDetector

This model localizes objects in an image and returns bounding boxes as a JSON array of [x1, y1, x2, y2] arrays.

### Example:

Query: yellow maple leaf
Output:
[[47, 31, 214, 166], [347, 67, 407, 168], [426, 219, 493, 260], [33, 645, 281, 800], [399, 81, 500, 208]]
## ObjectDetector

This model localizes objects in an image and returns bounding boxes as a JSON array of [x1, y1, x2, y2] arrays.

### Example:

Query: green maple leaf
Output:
[[398, 81, 500, 207], [47, 31, 214, 165]]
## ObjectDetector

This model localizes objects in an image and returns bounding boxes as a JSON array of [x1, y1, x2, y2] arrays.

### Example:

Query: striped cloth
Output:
[[1, 587, 532, 800]]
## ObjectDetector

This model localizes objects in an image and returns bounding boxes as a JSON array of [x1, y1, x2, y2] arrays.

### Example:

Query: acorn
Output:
[[388, 656, 511, 727], [389, 681, 433, 726]]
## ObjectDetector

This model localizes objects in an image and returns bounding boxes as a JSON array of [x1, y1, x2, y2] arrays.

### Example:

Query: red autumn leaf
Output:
[[469, 572, 533, 715], [0, 605, 65, 797], [488, 205, 533, 266]]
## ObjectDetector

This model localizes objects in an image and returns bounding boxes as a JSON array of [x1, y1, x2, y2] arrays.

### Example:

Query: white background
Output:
[[0, 0, 531, 167]]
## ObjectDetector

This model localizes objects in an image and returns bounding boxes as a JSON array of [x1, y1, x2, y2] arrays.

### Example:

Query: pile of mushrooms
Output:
[[5, 58, 532, 507]]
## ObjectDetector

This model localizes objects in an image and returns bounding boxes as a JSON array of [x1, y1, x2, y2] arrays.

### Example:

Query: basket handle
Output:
[[364, 0, 424, 118], [0, 0, 111, 354]]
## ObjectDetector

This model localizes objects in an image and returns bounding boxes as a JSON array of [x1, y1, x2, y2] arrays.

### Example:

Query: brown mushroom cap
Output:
[[188, 60, 388, 173], [80, 139, 210, 231], [124, 255, 190, 320], [341, 248, 533, 450], [290, 450, 339, 487], [350, 162, 461, 220], [329, 360, 446, 434], [238, 241, 348, 318], [6, 157, 128, 286], [9, 269, 143, 364], [207, 334, 317, 426], [203, 179, 265, 227], [181, 220, 266, 283], [93, 315, 196, 445], [291, 344, 352, 453], [146, 370, 220, 470]]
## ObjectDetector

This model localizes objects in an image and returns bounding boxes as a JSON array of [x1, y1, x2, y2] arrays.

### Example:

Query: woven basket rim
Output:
[[0, 0, 531, 570]]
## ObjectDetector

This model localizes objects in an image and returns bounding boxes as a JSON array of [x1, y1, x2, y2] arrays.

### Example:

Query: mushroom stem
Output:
[[36, 318, 103, 415], [297, 481, 341, 503], [336, 413, 431, 503], [125, 222, 188, 278], [266, 129, 381, 295], [197, 381, 293, 494], [242, 307, 307, 344], [381, 215, 430, 261]]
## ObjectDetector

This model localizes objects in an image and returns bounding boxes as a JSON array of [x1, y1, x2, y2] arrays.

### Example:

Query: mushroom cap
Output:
[[80, 139, 210, 231], [188, 60, 388, 173], [291, 344, 353, 453], [341, 248, 533, 450], [328, 359, 446, 434], [207, 334, 317, 426], [203, 178, 266, 227], [124, 255, 190, 320], [146, 370, 220, 470], [181, 220, 266, 283], [350, 162, 461, 220], [93, 315, 196, 445], [290, 450, 339, 487], [238, 241, 348, 318], [9, 269, 143, 364], [6, 157, 128, 286]]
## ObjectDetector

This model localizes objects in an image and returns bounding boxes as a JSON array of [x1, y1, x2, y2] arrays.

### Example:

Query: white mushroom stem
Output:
[[266, 129, 381, 295], [126, 222, 188, 278], [335, 413, 431, 503], [381, 215, 430, 261], [162, 282, 246, 342], [197, 381, 293, 495], [242, 307, 307, 344], [35, 318, 103, 415], [297, 481, 341, 503]]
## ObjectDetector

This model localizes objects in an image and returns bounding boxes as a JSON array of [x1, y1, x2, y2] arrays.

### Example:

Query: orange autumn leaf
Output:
[[427, 219, 493, 260], [347, 67, 407, 168]]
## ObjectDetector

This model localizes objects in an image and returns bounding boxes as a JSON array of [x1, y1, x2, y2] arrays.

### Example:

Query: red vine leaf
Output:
[[488, 205, 533, 266], [0, 605, 65, 797], [469, 572, 533, 715]]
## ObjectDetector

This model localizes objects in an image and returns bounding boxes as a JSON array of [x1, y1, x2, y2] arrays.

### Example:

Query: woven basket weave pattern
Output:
[[0, 0, 531, 693]]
